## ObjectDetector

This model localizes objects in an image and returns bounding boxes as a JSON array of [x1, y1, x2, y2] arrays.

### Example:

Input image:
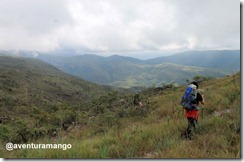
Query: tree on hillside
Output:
[[193, 75, 208, 83]]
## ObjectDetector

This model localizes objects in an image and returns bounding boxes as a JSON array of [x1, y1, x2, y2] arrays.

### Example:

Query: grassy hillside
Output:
[[0, 56, 118, 146], [1, 71, 240, 159], [0, 56, 111, 104]]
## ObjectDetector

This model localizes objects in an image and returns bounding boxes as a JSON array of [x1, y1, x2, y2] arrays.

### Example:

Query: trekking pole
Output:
[[201, 105, 204, 124]]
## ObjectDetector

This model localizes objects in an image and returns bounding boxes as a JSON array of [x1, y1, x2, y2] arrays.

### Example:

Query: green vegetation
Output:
[[145, 50, 240, 70], [36, 50, 239, 88], [0, 56, 114, 143], [0, 55, 240, 159]]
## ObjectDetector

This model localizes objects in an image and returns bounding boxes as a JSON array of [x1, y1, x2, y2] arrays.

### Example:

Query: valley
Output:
[[35, 50, 240, 88], [0, 52, 240, 158]]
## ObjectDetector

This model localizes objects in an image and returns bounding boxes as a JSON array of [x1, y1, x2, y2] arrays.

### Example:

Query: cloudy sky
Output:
[[0, 0, 240, 58]]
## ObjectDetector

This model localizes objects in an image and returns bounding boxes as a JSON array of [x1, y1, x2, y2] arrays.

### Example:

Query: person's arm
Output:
[[200, 94, 204, 105]]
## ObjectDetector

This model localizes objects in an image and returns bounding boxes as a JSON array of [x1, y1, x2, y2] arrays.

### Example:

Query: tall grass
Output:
[[1, 73, 240, 158]]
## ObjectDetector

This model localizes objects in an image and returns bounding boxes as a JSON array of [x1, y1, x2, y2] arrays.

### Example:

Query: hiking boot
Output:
[[180, 131, 188, 139], [180, 131, 193, 140], [186, 134, 193, 140]]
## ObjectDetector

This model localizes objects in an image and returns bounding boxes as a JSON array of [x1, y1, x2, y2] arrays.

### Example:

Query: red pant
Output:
[[185, 109, 199, 120]]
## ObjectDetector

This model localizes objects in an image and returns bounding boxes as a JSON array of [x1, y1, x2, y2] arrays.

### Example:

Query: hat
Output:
[[191, 81, 199, 88]]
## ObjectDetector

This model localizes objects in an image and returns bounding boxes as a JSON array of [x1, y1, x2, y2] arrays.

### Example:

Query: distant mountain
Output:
[[37, 54, 145, 84], [33, 50, 239, 88], [0, 50, 239, 88], [145, 50, 240, 71]]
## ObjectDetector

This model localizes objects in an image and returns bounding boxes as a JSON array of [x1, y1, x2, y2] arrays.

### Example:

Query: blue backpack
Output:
[[181, 84, 197, 110]]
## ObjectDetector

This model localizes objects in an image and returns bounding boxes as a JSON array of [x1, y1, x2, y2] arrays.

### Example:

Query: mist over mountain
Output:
[[145, 50, 240, 70], [0, 49, 239, 88], [32, 50, 239, 88]]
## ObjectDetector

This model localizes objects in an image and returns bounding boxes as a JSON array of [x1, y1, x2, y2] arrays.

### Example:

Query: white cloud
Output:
[[0, 0, 72, 52], [0, 0, 240, 55]]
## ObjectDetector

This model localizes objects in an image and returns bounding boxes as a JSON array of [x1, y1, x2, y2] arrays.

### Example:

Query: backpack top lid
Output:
[[190, 81, 198, 89], [188, 83, 197, 90]]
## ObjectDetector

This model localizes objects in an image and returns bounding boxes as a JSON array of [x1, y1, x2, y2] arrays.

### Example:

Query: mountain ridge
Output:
[[0, 49, 240, 88], [145, 50, 240, 70], [34, 50, 239, 88]]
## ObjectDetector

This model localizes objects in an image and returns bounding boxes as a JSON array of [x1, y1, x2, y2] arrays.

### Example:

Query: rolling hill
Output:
[[0, 56, 141, 147], [0, 50, 240, 89], [0, 55, 148, 147], [0, 56, 111, 106], [145, 50, 240, 70], [108, 63, 229, 88], [35, 50, 240, 88]]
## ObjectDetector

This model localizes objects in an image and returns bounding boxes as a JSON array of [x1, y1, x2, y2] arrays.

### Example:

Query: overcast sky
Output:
[[0, 0, 240, 58]]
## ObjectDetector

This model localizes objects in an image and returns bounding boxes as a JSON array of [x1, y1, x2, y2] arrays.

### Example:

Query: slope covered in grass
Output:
[[1, 72, 240, 159], [0, 56, 116, 147]]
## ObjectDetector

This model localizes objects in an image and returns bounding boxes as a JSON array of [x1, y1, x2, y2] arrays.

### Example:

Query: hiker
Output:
[[181, 81, 204, 139]]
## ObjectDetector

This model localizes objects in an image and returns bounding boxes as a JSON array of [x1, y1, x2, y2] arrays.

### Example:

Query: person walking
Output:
[[181, 81, 204, 140]]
